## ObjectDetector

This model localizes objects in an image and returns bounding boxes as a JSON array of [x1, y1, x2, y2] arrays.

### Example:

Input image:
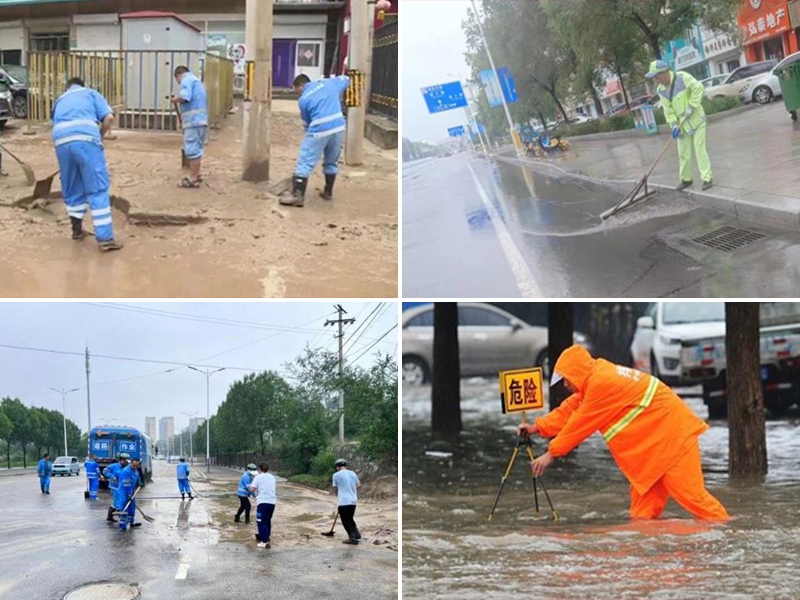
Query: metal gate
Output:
[[370, 17, 397, 121]]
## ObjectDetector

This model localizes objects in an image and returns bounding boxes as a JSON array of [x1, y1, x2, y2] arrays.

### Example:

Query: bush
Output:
[[289, 474, 330, 489], [603, 114, 635, 131], [310, 450, 337, 477], [702, 95, 742, 115]]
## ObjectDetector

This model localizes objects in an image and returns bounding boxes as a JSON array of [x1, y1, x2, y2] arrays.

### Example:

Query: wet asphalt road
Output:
[[402, 153, 800, 297], [0, 461, 396, 600]]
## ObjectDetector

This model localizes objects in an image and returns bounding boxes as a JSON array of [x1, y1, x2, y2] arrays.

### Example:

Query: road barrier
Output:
[[26, 50, 234, 131]]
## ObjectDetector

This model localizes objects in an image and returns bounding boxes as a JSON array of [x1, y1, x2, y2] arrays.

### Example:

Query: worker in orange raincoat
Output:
[[517, 345, 729, 521]]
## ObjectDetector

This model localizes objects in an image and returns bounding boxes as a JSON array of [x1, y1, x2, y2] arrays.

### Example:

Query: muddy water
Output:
[[403, 379, 800, 599]]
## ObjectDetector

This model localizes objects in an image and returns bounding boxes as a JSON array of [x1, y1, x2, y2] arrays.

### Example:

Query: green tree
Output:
[[2, 398, 37, 467], [0, 407, 13, 469]]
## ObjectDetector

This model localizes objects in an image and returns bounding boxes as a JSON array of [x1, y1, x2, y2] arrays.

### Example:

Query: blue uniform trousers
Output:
[[295, 131, 345, 178]]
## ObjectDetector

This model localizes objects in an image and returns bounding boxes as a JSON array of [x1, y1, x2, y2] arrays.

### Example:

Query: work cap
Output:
[[118, 453, 130, 459], [247, 463, 257, 471], [334, 458, 347, 468], [645, 60, 670, 78]]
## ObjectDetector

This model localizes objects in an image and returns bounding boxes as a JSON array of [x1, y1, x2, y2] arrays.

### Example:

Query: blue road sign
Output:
[[447, 125, 466, 137], [480, 67, 518, 107], [421, 81, 468, 114]]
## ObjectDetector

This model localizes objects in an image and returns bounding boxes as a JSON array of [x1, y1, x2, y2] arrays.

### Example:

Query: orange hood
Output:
[[553, 345, 596, 392]]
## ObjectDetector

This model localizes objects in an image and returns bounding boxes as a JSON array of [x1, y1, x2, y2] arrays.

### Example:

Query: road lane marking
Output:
[[175, 556, 190, 580], [467, 162, 543, 297]]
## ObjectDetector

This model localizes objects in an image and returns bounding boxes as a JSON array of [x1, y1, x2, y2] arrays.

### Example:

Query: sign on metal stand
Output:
[[420, 81, 468, 114]]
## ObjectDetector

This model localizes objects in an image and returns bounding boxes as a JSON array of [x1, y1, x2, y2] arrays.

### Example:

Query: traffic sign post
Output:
[[421, 81, 469, 114]]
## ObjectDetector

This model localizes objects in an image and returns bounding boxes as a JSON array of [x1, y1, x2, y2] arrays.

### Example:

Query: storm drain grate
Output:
[[692, 226, 765, 252], [64, 583, 140, 600]]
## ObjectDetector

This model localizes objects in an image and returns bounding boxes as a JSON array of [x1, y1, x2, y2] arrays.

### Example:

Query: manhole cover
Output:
[[692, 225, 765, 252], [64, 583, 139, 600]]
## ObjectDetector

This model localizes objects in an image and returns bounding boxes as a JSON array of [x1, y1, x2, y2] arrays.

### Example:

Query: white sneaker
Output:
[[257, 542, 267, 548]]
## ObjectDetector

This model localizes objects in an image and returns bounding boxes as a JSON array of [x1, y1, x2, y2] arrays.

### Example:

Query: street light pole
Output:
[[469, 0, 523, 157], [189, 367, 225, 472], [50, 387, 79, 456]]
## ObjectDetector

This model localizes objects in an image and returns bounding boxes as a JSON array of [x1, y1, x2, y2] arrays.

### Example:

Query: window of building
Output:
[[29, 32, 69, 52], [0, 50, 22, 65], [297, 42, 320, 67]]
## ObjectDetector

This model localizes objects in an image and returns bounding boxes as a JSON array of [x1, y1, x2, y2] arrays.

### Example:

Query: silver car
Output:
[[402, 303, 590, 385], [52, 456, 81, 476]]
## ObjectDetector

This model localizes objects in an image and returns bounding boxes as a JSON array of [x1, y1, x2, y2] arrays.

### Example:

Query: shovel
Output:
[[0, 141, 35, 186], [175, 104, 189, 169], [136, 503, 155, 524], [32, 170, 60, 200], [321, 512, 338, 537]]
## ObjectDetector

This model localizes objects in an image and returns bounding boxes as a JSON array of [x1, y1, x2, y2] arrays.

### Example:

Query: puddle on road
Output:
[[403, 379, 800, 599]]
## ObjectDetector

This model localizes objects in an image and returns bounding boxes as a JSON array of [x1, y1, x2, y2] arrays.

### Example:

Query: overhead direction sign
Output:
[[499, 367, 544, 414], [447, 125, 466, 137], [421, 81, 468, 114]]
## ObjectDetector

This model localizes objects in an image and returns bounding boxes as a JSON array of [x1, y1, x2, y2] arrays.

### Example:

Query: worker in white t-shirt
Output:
[[332, 458, 361, 545], [249, 462, 277, 549]]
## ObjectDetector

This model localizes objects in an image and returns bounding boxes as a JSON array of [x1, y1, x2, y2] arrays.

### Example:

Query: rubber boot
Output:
[[188, 494, 194, 500], [675, 180, 693, 191], [107, 506, 117, 522], [181, 494, 185, 500], [70, 217, 85, 241], [319, 174, 336, 200], [280, 176, 308, 207], [234, 515, 241, 523], [98, 239, 123, 252], [245, 518, 251, 524]]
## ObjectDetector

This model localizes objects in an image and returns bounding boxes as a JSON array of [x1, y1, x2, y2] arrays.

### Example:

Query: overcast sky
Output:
[[403, 0, 473, 143], [0, 302, 398, 436]]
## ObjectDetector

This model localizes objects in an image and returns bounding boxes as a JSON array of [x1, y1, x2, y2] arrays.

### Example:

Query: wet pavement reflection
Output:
[[403, 154, 800, 298], [402, 379, 800, 599]]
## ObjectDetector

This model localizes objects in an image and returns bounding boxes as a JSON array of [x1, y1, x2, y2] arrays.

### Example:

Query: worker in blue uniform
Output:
[[104, 454, 126, 522], [84, 453, 100, 500], [234, 463, 258, 523], [177, 457, 193, 500], [118, 457, 143, 531], [280, 73, 351, 207], [171, 65, 208, 188], [51, 77, 122, 251], [37, 453, 52, 494]]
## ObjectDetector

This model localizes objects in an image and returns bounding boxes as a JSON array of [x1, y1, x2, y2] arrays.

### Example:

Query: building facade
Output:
[[144, 416, 156, 442], [738, 0, 798, 63], [189, 416, 206, 434], [158, 416, 174, 447]]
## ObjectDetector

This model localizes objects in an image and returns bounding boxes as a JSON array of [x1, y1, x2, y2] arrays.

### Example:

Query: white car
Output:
[[52, 456, 81, 476], [704, 60, 776, 101], [630, 302, 725, 385], [700, 74, 729, 89], [740, 51, 800, 105], [566, 114, 595, 124]]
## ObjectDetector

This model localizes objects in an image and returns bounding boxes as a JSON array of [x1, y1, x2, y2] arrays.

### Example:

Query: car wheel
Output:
[[402, 356, 429, 385], [753, 86, 773, 105], [535, 349, 551, 380], [12, 94, 27, 119]]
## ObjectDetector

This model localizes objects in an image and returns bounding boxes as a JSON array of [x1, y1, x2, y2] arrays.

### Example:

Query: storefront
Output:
[[738, 0, 798, 63], [663, 25, 709, 80], [701, 27, 746, 76]]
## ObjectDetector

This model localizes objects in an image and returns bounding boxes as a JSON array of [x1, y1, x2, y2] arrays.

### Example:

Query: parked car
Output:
[[740, 51, 800, 105], [604, 103, 629, 117], [629, 95, 658, 111], [700, 74, 729, 89], [402, 302, 591, 385], [52, 456, 81, 476], [0, 83, 12, 129], [630, 301, 726, 386], [566, 114, 595, 124], [704, 60, 776, 100], [0, 65, 28, 119]]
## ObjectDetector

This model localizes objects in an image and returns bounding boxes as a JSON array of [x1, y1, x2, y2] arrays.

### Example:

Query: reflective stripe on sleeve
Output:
[[602, 376, 659, 443]]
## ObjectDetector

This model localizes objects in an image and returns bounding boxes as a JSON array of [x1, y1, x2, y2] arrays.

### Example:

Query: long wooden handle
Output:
[[643, 114, 690, 180]]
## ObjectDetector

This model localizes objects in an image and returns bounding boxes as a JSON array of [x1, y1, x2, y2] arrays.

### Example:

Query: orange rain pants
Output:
[[536, 345, 729, 521]]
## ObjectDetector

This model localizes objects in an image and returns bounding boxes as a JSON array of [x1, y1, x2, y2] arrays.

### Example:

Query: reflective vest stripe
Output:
[[312, 124, 346, 138], [603, 376, 659, 443], [182, 108, 205, 119], [54, 134, 101, 147], [310, 112, 343, 127], [53, 119, 99, 132]]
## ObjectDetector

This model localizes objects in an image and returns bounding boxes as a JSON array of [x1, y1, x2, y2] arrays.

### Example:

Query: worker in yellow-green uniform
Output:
[[645, 60, 713, 191]]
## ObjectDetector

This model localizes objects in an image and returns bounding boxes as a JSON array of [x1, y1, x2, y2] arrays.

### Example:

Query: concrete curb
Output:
[[0, 468, 36, 478], [494, 153, 800, 232]]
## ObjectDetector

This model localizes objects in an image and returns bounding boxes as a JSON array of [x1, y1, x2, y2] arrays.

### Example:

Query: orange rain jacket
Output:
[[536, 345, 708, 495]]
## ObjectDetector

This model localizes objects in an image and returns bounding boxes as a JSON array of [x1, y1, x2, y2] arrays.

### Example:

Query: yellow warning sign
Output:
[[499, 367, 544, 414]]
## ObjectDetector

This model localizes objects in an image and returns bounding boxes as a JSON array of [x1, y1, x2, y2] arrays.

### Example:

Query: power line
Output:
[[342, 303, 383, 352], [349, 324, 399, 364], [344, 303, 391, 357]]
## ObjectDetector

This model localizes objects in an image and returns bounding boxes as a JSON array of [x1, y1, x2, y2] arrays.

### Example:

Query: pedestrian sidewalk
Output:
[[517, 102, 800, 231]]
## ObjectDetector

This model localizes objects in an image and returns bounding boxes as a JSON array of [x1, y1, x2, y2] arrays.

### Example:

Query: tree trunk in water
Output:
[[548, 303, 575, 409], [726, 302, 767, 480], [431, 303, 462, 438]]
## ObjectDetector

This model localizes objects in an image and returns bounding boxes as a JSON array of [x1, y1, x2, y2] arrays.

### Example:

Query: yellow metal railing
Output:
[[27, 50, 234, 131]]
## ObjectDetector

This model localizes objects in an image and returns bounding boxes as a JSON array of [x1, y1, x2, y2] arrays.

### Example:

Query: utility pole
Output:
[[50, 387, 79, 456], [325, 305, 356, 443], [189, 367, 225, 472], [345, 0, 369, 165], [242, 0, 273, 182], [469, 0, 523, 157], [181, 411, 199, 465], [85, 347, 92, 452]]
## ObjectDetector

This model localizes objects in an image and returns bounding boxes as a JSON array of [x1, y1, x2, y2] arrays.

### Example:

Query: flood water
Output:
[[403, 379, 800, 599]]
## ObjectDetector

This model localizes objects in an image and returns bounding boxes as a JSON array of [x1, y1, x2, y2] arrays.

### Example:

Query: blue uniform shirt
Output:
[[37, 459, 52, 477], [51, 85, 112, 148], [237, 472, 255, 497], [85, 459, 99, 479], [104, 462, 122, 490], [120, 464, 140, 496], [298, 76, 350, 138], [179, 72, 208, 129], [177, 463, 190, 480], [332, 469, 359, 506]]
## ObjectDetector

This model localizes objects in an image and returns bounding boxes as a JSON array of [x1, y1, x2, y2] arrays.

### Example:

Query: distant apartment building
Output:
[[144, 416, 157, 441], [158, 416, 174, 446], [189, 416, 206, 434]]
